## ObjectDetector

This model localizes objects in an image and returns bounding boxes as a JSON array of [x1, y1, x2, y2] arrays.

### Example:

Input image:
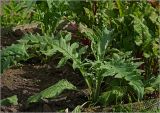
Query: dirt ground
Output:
[[1, 58, 87, 112]]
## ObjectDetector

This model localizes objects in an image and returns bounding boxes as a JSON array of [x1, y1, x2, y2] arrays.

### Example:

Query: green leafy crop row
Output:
[[1, 31, 159, 107], [1, 0, 159, 112]]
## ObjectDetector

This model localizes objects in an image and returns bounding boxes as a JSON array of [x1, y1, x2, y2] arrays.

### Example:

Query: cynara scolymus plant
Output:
[[1, 25, 144, 106], [77, 24, 144, 104], [26, 25, 144, 105]]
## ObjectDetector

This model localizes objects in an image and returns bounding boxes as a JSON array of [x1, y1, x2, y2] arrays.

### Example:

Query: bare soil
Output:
[[1, 58, 87, 112]]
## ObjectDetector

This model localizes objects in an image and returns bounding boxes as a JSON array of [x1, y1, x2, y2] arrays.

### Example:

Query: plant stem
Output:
[[93, 74, 103, 102], [79, 68, 92, 94]]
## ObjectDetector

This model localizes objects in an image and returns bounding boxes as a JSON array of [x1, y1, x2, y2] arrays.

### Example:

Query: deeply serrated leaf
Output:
[[27, 79, 77, 104], [100, 57, 144, 99]]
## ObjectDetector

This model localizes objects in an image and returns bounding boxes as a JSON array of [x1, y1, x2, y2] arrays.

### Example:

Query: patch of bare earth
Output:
[[1, 58, 87, 112]]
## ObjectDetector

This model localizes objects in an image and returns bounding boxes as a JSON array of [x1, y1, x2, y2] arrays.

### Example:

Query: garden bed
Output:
[[1, 24, 159, 112], [1, 1, 159, 112]]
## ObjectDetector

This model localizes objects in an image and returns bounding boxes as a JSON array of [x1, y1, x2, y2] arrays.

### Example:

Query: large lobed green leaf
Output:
[[27, 79, 77, 104], [79, 23, 113, 60], [100, 57, 144, 100], [53, 33, 85, 69], [1, 33, 85, 74]]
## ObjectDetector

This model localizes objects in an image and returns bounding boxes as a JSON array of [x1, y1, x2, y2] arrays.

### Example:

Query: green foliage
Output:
[[27, 79, 76, 104], [18, 34, 57, 57], [31, 0, 71, 35], [1, 34, 57, 73], [1, 44, 29, 73], [53, 33, 85, 69], [144, 75, 160, 94], [101, 1, 159, 79], [1, 0, 34, 27], [99, 86, 125, 106], [72, 105, 82, 113], [1, 1, 159, 111], [0, 95, 18, 106], [1, 32, 83, 73], [78, 23, 144, 103], [1, 30, 144, 106], [79, 23, 114, 60], [100, 57, 144, 100], [68, 1, 94, 28]]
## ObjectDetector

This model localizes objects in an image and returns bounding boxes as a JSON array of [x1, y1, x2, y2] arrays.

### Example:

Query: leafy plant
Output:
[[1, 28, 144, 106], [1, 29, 144, 107], [79, 24, 144, 103], [0, 95, 18, 106], [1, 0, 34, 27], [29, 0, 71, 35], [68, 1, 109, 29], [1, 44, 30, 73], [2, 1, 159, 111], [144, 75, 160, 94], [101, 1, 160, 79]]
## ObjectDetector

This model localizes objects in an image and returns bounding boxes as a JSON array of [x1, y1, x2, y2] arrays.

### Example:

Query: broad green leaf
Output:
[[98, 28, 113, 59], [40, 48, 57, 56], [101, 61, 130, 78], [72, 105, 82, 113], [79, 46, 88, 56], [99, 86, 125, 105], [129, 80, 144, 99], [27, 79, 77, 104], [149, 12, 159, 24], [51, 33, 82, 70], [65, 33, 72, 41], [84, 7, 94, 20], [152, 42, 159, 56], [100, 57, 144, 100], [0, 95, 18, 106]]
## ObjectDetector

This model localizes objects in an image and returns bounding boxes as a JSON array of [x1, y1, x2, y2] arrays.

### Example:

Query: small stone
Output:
[[22, 90, 28, 94]]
